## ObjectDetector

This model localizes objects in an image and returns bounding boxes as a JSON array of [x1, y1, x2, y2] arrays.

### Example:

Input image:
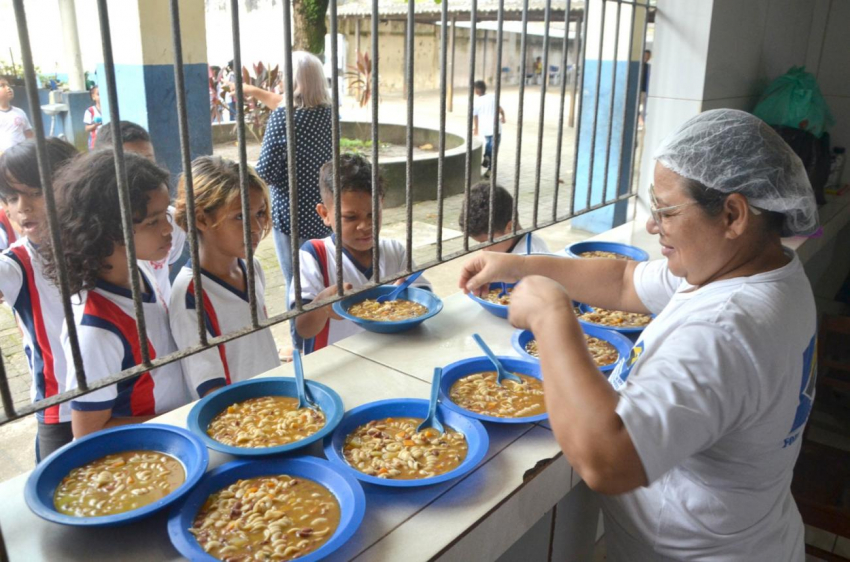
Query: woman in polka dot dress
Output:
[[256, 51, 334, 297]]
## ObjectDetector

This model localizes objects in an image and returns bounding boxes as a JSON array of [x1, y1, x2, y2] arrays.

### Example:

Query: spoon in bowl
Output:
[[416, 367, 446, 435], [472, 333, 523, 385]]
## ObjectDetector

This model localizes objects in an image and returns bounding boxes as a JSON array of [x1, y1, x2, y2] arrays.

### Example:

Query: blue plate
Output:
[[575, 303, 654, 334], [187, 377, 344, 457], [333, 286, 443, 334], [25, 424, 208, 527], [511, 326, 633, 373], [323, 398, 489, 487], [439, 356, 547, 424], [566, 241, 649, 261], [168, 456, 365, 562], [466, 282, 516, 319]]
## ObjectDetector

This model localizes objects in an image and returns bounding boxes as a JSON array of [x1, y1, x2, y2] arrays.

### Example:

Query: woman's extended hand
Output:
[[458, 252, 526, 296], [508, 275, 573, 331]]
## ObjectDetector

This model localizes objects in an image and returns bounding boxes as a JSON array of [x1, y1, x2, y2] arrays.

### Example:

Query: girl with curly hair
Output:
[[43, 150, 189, 438], [170, 156, 280, 398]]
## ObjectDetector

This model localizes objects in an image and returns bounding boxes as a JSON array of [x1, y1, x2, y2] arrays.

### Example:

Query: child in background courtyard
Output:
[[472, 80, 505, 178], [44, 150, 188, 439], [0, 77, 34, 154], [291, 153, 431, 354], [170, 156, 280, 398], [0, 138, 78, 460], [459, 181, 550, 255], [95, 120, 188, 300], [83, 85, 102, 150]]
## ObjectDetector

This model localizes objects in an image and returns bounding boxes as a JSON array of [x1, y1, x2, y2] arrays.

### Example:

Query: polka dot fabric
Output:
[[256, 104, 335, 239]]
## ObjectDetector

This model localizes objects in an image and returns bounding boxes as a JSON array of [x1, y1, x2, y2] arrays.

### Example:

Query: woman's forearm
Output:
[[532, 311, 647, 494], [522, 256, 647, 312]]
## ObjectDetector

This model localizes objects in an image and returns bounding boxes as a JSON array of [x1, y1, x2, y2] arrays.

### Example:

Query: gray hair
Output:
[[291, 51, 330, 109]]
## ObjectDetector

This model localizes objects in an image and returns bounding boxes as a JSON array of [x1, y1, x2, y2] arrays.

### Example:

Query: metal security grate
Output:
[[3, 0, 651, 425]]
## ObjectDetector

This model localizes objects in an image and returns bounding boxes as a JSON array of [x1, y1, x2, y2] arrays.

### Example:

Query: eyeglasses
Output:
[[649, 185, 761, 235]]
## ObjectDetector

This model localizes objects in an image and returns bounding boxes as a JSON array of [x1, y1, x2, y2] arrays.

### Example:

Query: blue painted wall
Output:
[[98, 62, 213, 189], [572, 59, 641, 233], [12, 86, 97, 153]]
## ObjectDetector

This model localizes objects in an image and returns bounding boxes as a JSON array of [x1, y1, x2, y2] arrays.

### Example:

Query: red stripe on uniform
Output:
[[10, 246, 59, 423], [310, 240, 331, 351], [84, 292, 158, 416], [188, 280, 231, 385]]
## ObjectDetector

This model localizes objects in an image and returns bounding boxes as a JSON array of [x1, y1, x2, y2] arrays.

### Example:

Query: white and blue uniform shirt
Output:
[[65, 262, 188, 417], [170, 258, 280, 399], [602, 250, 815, 561], [289, 235, 432, 354], [0, 238, 70, 424], [509, 232, 550, 255]]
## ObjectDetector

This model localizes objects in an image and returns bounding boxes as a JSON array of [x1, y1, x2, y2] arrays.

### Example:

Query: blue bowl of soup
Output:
[[566, 241, 649, 261], [25, 424, 208, 527], [466, 282, 517, 319], [333, 286, 443, 334], [186, 377, 344, 457], [511, 326, 632, 373], [323, 398, 489, 488], [439, 356, 547, 424], [167, 456, 366, 562], [575, 303, 654, 335]]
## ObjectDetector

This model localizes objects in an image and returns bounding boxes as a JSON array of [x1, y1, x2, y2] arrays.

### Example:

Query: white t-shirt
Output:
[[83, 105, 101, 149], [146, 206, 187, 304], [289, 235, 432, 353], [170, 258, 280, 399], [601, 250, 814, 561], [0, 106, 32, 152], [0, 239, 71, 423], [66, 262, 189, 417], [473, 93, 502, 137], [509, 232, 550, 255]]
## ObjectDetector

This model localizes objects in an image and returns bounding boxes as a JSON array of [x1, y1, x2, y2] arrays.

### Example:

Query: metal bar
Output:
[[568, 12, 584, 128], [230, 0, 260, 327], [613, 0, 636, 204], [532, 0, 553, 229], [170, 0, 208, 346], [405, 0, 415, 272], [371, 0, 381, 283], [511, 0, 530, 237], [281, 0, 303, 310], [437, 0, 449, 261], [627, 6, 651, 197], [583, 0, 608, 213], [0, 353, 14, 420], [96, 0, 152, 367], [568, 5, 589, 217], [463, 3, 478, 252], [601, 0, 622, 204], [330, 0, 344, 295], [448, 16, 457, 113], [11, 0, 87, 391], [488, 0, 506, 243], [551, 0, 573, 221]]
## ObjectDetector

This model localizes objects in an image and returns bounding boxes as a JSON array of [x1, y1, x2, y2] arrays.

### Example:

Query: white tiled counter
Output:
[[0, 329, 591, 561]]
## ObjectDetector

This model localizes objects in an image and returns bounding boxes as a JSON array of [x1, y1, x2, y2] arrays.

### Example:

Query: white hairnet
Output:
[[653, 108, 818, 236]]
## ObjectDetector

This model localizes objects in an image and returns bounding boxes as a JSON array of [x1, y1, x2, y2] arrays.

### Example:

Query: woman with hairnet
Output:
[[459, 109, 818, 561]]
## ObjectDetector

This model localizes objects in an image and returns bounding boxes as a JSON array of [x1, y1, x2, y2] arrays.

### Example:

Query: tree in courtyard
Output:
[[292, 0, 329, 55]]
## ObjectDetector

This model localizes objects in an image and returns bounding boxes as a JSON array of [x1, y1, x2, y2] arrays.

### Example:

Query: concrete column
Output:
[[572, 0, 646, 233], [97, 0, 212, 181], [58, 0, 85, 92], [448, 17, 456, 112]]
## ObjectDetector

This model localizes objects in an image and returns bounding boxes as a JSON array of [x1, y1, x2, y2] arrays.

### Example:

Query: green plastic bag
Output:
[[753, 66, 835, 138]]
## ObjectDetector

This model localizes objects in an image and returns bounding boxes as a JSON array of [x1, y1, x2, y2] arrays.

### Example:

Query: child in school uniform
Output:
[[42, 150, 188, 439], [291, 153, 431, 354], [0, 138, 78, 460], [459, 181, 550, 255], [0, 77, 34, 154], [83, 85, 102, 150], [170, 156, 280, 399], [95, 120, 188, 300]]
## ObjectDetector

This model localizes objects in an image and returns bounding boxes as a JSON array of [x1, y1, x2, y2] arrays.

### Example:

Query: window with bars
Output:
[[2, 0, 651, 428]]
